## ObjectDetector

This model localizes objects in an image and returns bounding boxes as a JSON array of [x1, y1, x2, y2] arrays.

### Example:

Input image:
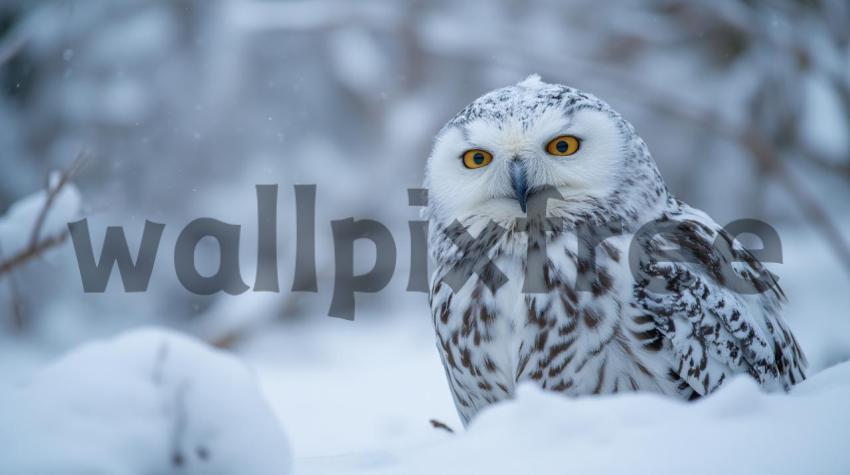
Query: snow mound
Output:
[[0, 328, 292, 475], [299, 362, 850, 475]]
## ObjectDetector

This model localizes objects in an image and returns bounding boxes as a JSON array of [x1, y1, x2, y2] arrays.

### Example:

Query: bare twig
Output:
[[0, 154, 84, 277], [0, 242, 25, 332], [799, 145, 850, 180], [0, 156, 85, 330], [0, 231, 69, 276], [6, 265, 24, 331], [429, 419, 455, 434], [29, 153, 86, 249], [169, 380, 191, 468]]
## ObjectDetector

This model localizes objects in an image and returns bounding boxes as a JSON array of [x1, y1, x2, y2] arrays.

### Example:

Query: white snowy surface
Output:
[[245, 311, 460, 459], [2, 295, 849, 475], [0, 329, 292, 475], [297, 363, 850, 475]]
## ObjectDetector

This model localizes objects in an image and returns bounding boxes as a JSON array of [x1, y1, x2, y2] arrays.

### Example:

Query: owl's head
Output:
[[425, 75, 669, 229]]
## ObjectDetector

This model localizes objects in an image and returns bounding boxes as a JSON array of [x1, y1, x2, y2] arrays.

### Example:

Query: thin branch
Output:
[[29, 153, 86, 249], [0, 154, 84, 330], [798, 145, 850, 180], [0, 154, 85, 280], [0, 231, 69, 276], [7, 266, 24, 331], [0, 242, 25, 332], [429, 419, 455, 434]]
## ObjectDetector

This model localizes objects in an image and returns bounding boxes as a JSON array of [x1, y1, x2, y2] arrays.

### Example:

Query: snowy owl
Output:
[[425, 75, 806, 426]]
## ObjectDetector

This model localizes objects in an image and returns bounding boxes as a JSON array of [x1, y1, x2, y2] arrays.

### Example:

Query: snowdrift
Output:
[[2, 327, 848, 475], [0, 329, 292, 474]]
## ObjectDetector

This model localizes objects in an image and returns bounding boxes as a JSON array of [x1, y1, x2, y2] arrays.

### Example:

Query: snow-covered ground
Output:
[[2, 322, 848, 475], [0, 329, 291, 474], [297, 363, 850, 475]]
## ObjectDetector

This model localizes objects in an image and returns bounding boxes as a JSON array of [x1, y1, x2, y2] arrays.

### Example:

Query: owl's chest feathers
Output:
[[431, 232, 666, 422]]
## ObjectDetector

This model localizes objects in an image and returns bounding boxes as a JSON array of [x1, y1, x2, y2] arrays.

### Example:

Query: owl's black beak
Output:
[[509, 159, 529, 213]]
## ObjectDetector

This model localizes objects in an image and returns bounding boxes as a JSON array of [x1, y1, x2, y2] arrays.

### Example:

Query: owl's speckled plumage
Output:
[[425, 75, 806, 426]]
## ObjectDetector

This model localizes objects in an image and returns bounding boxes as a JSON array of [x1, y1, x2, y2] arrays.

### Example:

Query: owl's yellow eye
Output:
[[462, 149, 493, 169], [546, 135, 580, 156]]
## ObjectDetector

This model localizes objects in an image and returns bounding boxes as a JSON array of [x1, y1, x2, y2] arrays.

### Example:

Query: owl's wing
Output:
[[632, 205, 806, 396]]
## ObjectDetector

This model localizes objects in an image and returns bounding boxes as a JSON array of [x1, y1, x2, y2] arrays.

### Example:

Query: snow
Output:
[[3, 304, 849, 474], [244, 312, 460, 458], [297, 364, 850, 475], [0, 329, 292, 475]]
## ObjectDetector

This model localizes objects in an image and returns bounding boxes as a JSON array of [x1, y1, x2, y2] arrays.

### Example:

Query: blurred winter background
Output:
[[0, 0, 849, 473]]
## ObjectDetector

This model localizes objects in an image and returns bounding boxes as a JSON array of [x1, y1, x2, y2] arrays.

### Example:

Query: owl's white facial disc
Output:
[[425, 78, 633, 227]]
